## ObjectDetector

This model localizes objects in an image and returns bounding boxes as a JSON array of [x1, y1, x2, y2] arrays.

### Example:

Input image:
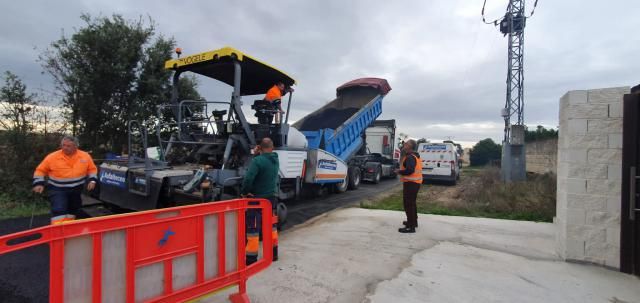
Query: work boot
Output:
[[398, 227, 416, 233], [273, 246, 278, 262], [403, 221, 418, 228]]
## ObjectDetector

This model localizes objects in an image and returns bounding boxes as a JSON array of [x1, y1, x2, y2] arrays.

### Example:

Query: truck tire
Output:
[[335, 174, 349, 193], [373, 167, 382, 184], [348, 167, 361, 190], [276, 202, 288, 229]]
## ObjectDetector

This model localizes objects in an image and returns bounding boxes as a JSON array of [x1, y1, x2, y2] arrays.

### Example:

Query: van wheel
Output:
[[348, 167, 361, 190], [335, 174, 349, 193]]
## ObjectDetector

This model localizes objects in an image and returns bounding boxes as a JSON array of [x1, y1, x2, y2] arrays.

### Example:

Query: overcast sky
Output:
[[1, 0, 638, 147]]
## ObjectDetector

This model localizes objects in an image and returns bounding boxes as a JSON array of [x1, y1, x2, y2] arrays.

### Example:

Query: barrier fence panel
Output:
[[0, 198, 274, 303]]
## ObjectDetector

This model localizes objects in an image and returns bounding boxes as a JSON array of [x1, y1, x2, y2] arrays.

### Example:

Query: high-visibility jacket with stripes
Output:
[[400, 153, 423, 184], [33, 150, 98, 190]]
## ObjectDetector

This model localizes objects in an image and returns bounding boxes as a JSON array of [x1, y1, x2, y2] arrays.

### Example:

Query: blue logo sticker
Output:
[[99, 170, 127, 188], [158, 228, 176, 247], [423, 144, 446, 151], [318, 159, 338, 170]]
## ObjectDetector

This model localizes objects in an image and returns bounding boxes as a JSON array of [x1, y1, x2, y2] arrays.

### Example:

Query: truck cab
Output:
[[418, 142, 460, 185]]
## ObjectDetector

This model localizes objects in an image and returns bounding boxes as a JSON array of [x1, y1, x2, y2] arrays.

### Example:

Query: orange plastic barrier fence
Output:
[[0, 198, 274, 303]]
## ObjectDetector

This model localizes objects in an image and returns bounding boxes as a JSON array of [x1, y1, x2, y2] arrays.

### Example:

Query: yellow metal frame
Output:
[[164, 46, 295, 85]]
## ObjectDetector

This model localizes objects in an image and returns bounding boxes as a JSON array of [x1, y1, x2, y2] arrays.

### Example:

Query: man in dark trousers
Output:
[[241, 137, 280, 264], [33, 135, 98, 224], [394, 139, 423, 233]]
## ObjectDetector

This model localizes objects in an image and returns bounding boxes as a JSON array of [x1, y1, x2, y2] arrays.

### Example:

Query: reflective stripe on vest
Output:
[[400, 154, 423, 183], [33, 150, 98, 189]]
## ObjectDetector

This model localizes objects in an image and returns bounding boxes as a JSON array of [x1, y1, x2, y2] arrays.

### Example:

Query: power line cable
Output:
[[481, 0, 503, 25], [525, 0, 539, 18]]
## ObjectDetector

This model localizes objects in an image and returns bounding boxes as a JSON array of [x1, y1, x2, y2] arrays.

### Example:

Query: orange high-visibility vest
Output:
[[264, 85, 282, 102], [400, 153, 423, 184], [33, 150, 98, 189]]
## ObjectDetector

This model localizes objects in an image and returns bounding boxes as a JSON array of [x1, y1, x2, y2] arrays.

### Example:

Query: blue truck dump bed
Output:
[[293, 78, 391, 162]]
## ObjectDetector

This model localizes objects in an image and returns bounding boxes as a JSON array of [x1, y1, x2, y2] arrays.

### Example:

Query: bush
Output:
[[469, 138, 502, 166]]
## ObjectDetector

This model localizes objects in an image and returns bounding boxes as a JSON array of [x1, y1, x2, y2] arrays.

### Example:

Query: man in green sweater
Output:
[[241, 137, 280, 264]]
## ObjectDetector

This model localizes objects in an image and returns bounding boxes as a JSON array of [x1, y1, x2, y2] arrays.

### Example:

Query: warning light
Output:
[[175, 47, 182, 58]]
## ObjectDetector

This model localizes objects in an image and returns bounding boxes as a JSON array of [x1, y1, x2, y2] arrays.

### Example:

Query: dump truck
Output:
[[97, 47, 391, 222], [354, 119, 398, 183], [293, 78, 392, 191]]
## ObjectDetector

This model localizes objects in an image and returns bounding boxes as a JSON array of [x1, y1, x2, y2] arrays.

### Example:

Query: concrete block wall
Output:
[[556, 86, 629, 268], [526, 138, 557, 174]]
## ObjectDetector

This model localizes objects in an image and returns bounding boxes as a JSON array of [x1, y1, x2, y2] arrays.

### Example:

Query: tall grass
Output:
[[362, 166, 557, 222]]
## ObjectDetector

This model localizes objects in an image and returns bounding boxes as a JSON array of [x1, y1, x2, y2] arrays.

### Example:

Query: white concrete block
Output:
[[565, 239, 585, 259], [566, 224, 590, 240], [584, 164, 609, 179], [567, 104, 609, 119], [566, 208, 586, 226], [566, 119, 588, 134], [585, 241, 607, 259], [609, 102, 623, 118], [562, 90, 588, 105], [585, 211, 612, 227], [587, 149, 622, 165], [587, 87, 630, 104], [566, 194, 607, 211], [605, 251, 621, 269], [606, 227, 621, 247], [560, 149, 588, 164], [587, 119, 623, 134], [567, 135, 608, 149], [607, 196, 621, 214], [557, 162, 569, 178], [607, 164, 622, 180], [567, 178, 587, 194], [566, 164, 608, 179], [608, 134, 623, 149], [584, 226, 606, 244], [587, 179, 621, 195]]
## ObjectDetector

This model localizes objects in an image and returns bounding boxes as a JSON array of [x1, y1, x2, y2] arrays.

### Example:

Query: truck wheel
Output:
[[335, 174, 349, 193], [348, 167, 361, 190], [276, 202, 288, 229], [373, 167, 382, 184]]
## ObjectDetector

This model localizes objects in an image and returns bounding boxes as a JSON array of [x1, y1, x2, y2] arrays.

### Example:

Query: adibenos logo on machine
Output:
[[99, 171, 127, 188], [318, 159, 338, 170]]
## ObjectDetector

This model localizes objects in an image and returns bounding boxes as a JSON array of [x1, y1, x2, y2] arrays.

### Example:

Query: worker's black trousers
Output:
[[48, 188, 83, 217], [402, 182, 421, 228]]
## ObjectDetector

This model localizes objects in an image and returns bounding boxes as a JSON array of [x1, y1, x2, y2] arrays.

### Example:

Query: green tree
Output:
[[469, 138, 502, 166], [0, 72, 59, 207], [40, 14, 200, 155], [0, 71, 38, 158], [525, 125, 558, 142]]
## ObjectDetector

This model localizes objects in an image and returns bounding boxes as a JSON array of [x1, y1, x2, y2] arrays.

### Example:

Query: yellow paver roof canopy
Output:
[[165, 46, 296, 96]]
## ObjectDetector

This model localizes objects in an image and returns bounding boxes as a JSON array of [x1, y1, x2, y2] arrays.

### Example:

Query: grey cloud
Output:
[[1, 0, 639, 145]]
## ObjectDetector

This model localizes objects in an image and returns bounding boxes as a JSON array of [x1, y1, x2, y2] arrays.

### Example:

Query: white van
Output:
[[417, 142, 460, 185]]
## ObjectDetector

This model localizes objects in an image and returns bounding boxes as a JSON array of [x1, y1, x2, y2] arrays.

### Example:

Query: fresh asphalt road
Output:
[[0, 178, 399, 302]]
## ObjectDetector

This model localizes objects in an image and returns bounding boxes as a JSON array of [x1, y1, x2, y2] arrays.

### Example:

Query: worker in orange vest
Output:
[[32, 136, 98, 224], [264, 82, 294, 124], [394, 139, 423, 233]]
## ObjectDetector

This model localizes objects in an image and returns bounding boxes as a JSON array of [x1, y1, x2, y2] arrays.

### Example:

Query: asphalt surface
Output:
[[0, 178, 399, 302]]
